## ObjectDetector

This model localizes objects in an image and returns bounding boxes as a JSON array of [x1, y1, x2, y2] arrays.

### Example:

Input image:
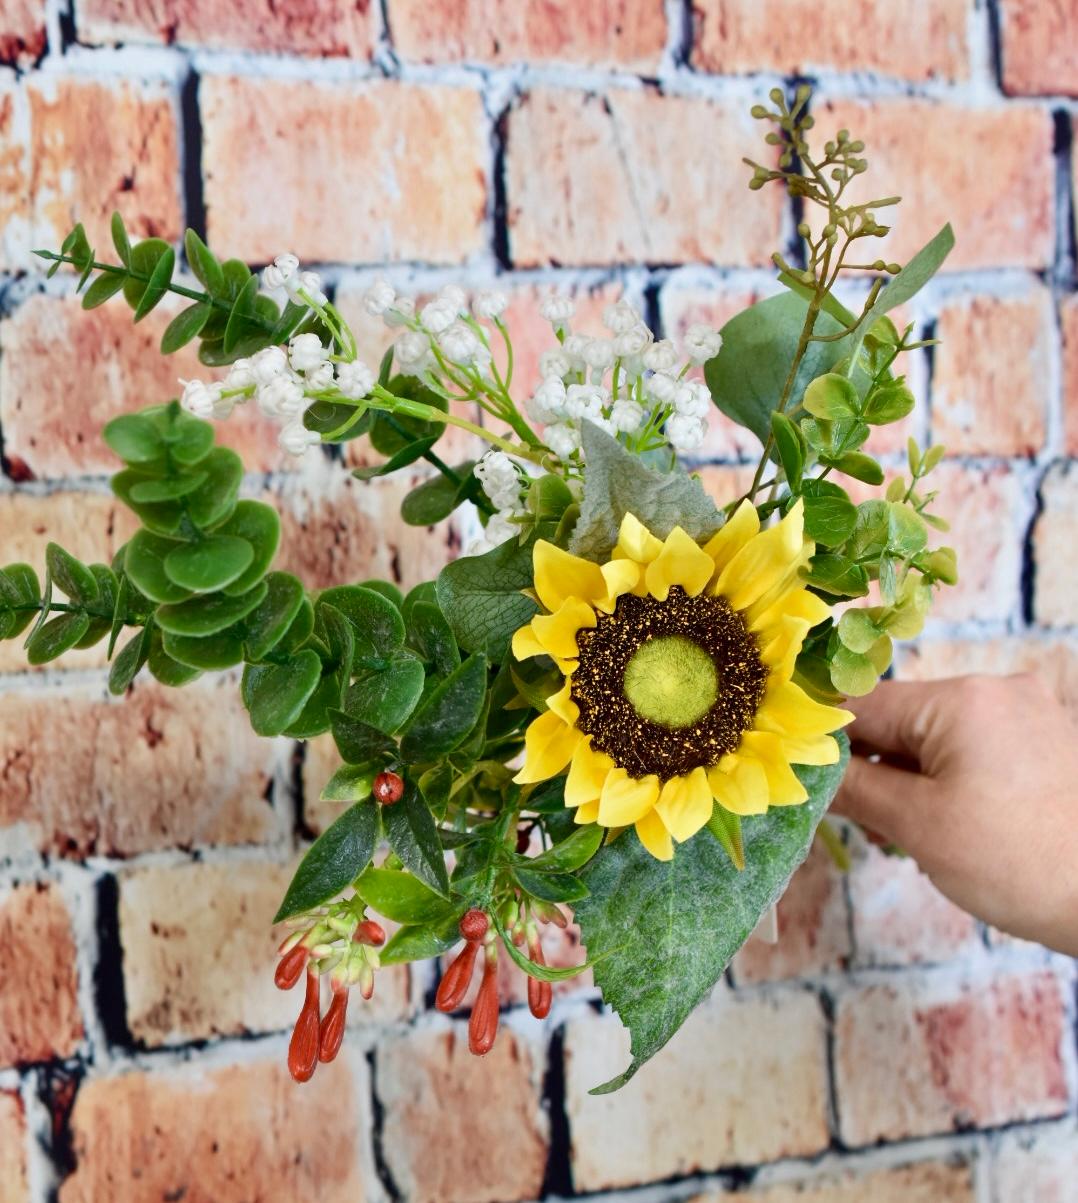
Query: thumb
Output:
[[844, 678, 953, 763]]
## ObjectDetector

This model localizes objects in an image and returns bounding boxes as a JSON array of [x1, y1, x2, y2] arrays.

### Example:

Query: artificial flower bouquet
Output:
[[3, 87, 957, 1091]]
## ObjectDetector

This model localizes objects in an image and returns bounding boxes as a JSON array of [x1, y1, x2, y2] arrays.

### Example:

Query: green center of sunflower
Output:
[[571, 586, 768, 782], [623, 635, 718, 728]]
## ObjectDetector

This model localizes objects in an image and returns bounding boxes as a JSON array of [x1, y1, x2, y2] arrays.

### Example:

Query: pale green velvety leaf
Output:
[[576, 734, 848, 1094], [568, 423, 722, 562]]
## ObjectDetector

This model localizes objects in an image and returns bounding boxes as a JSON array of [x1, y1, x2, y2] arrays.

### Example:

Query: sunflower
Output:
[[511, 500, 853, 861]]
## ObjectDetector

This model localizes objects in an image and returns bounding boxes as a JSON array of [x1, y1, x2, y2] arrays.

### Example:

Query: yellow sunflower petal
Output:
[[575, 799, 601, 824], [749, 584, 831, 638], [511, 623, 547, 662], [614, 512, 664, 566], [530, 598, 596, 660], [738, 731, 808, 807], [709, 755, 770, 815], [597, 766, 661, 826], [655, 766, 713, 842], [757, 680, 854, 739], [635, 809, 674, 861], [595, 558, 641, 612], [715, 499, 807, 611], [779, 733, 842, 766], [545, 680, 579, 725], [645, 526, 717, 601], [759, 615, 812, 683], [514, 709, 583, 784], [564, 737, 614, 808], [702, 499, 760, 574], [533, 541, 607, 613]]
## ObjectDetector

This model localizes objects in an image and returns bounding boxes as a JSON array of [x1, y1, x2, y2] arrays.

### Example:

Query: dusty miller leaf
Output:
[[575, 734, 849, 1093]]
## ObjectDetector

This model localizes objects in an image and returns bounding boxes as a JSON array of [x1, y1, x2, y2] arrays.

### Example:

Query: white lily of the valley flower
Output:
[[672, 380, 711, 419], [473, 289, 508, 320], [565, 382, 607, 422], [384, 297, 415, 328], [261, 252, 299, 292], [545, 422, 581, 459], [437, 284, 468, 314], [225, 357, 256, 391], [643, 339, 679, 373], [666, 412, 707, 453], [539, 294, 574, 325], [295, 270, 327, 306], [647, 371, 678, 405], [609, 398, 645, 433], [335, 360, 375, 400], [250, 345, 289, 386], [527, 376, 568, 424], [538, 348, 573, 380], [420, 299, 457, 335], [582, 338, 615, 372], [289, 333, 328, 374], [614, 323, 652, 358], [603, 300, 640, 335], [683, 323, 722, 364], [440, 321, 482, 365], [179, 378, 218, 420], [279, 421, 322, 457], [258, 374, 306, 419], [362, 279, 396, 316], [304, 361, 335, 392]]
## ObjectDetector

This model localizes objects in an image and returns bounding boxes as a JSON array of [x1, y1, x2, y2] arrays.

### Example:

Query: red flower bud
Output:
[[435, 940, 479, 1012], [274, 942, 308, 991], [469, 956, 500, 1056], [459, 908, 489, 942], [288, 969, 321, 1083], [318, 985, 349, 1064], [354, 919, 386, 947], [527, 936, 552, 1019], [373, 771, 405, 805], [516, 827, 531, 854]]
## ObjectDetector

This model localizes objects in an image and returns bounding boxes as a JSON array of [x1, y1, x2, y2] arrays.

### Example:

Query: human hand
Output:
[[831, 674, 1078, 957]]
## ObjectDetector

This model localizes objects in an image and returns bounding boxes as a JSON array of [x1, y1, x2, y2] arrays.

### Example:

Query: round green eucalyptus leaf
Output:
[[112, 469, 185, 536], [164, 535, 255, 593], [162, 627, 246, 670], [26, 611, 91, 665], [279, 594, 315, 654], [216, 500, 281, 596], [361, 580, 404, 609], [242, 650, 323, 737], [124, 529, 192, 605], [128, 472, 208, 503], [121, 238, 171, 310], [147, 630, 201, 687], [317, 585, 405, 660], [243, 571, 305, 662], [164, 414, 215, 466], [155, 580, 268, 636], [103, 413, 165, 464], [184, 448, 244, 530], [344, 656, 426, 735]]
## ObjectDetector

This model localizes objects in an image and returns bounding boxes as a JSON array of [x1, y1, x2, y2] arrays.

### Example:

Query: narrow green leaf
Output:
[[399, 653, 487, 763], [81, 272, 127, 310], [379, 910, 466, 966], [111, 212, 132, 265], [108, 624, 152, 694], [514, 868, 588, 903], [46, 544, 100, 607], [354, 867, 453, 925], [26, 611, 91, 665], [408, 601, 460, 676], [382, 781, 451, 898], [223, 274, 259, 353], [320, 764, 376, 803], [161, 301, 213, 354], [133, 245, 175, 322], [329, 709, 395, 767], [705, 805, 745, 871], [526, 824, 603, 874], [273, 801, 380, 922], [184, 229, 226, 296], [243, 571, 305, 662], [770, 411, 804, 490]]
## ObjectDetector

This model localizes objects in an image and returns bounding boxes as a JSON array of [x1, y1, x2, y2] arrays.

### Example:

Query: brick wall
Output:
[[0, 1, 1076, 1200]]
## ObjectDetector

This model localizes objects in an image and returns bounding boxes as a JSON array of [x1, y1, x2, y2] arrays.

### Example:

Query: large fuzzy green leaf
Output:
[[568, 423, 722, 562], [575, 734, 849, 1094]]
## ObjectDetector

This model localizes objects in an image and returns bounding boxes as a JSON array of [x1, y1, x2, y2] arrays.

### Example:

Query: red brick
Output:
[[565, 989, 829, 1190], [1033, 462, 1078, 627], [0, 883, 82, 1067], [28, 77, 181, 268], [692, 0, 969, 82], [899, 635, 1078, 717], [993, 1122, 1078, 1203], [931, 290, 1050, 456], [506, 88, 783, 268], [0, 1090, 29, 1203], [925, 462, 1029, 624], [0, 0, 45, 66], [201, 77, 486, 266], [834, 970, 1070, 1145], [377, 1025, 548, 1203], [120, 860, 412, 1044], [1000, 0, 1078, 96], [1062, 296, 1078, 455], [0, 679, 278, 857], [848, 842, 980, 967], [0, 292, 288, 479], [273, 466, 460, 594], [0, 80, 30, 272], [687, 1158, 975, 1202], [733, 843, 851, 983], [78, 0, 374, 57], [813, 98, 1054, 271], [389, 0, 666, 70], [58, 1055, 372, 1203]]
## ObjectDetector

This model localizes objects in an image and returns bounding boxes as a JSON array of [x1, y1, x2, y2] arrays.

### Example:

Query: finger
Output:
[[845, 678, 951, 761], [831, 755, 932, 849]]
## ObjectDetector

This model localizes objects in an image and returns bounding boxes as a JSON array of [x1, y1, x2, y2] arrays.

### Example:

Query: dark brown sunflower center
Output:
[[571, 586, 767, 782]]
